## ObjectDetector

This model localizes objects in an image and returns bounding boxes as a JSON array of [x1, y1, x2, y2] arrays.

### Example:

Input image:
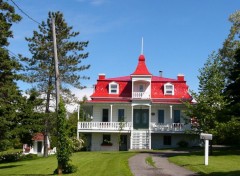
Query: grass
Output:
[[0, 151, 136, 176], [168, 148, 240, 176], [145, 156, 156, 168]]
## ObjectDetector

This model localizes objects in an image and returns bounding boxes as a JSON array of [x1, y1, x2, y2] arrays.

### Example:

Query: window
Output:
[[139, 85, 144, 92], [102, 109, 109, 122], [102, 134, 112, 145], [163, 135, 171, 145], [174, 110, 181, 123], [158, 110, 164, 123], [109, 82, 119, 94], [118, 109, 125, 122], [164, 83, 174, 95]]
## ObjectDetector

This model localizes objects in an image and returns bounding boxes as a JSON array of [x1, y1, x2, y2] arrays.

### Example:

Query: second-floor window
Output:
[[109, 82, 119, 94], [174, 110, 181, 123], [118, 109, 125, 122], [164, 83, 174, 95], [139, 85, 144, 92], [158, 110, 164, 124]]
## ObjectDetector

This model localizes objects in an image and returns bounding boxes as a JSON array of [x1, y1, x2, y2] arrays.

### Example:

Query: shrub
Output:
[[70, 137, 84, 152], [0, 152, 22, 163], [177, 140, 189, 148]]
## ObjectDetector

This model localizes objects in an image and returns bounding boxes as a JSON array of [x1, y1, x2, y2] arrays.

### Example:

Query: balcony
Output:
[[78, 122, 132, 132], [132, 92, 150, 99], [151, 123, 191, 132], [78, 122, 191, 132]]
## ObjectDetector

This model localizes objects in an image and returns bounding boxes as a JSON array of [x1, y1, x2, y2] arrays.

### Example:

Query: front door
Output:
[[37, 141, 42, 153], [133, 109, 149, 129], [119, 135, 128, 151]]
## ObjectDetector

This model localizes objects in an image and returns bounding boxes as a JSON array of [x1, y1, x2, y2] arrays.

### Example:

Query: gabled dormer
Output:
[[109, 81, 119, 94], [131, 54, 152, 99]]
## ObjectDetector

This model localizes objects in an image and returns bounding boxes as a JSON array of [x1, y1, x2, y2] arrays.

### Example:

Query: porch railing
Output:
[[78, 122, 132, 131]]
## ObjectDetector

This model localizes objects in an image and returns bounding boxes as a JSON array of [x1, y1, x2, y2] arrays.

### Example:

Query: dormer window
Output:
[[164, 83, 174, 95], [109, 82, 119, 94]]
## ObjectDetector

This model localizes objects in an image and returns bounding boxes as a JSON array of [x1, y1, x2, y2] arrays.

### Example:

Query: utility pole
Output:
[[52, 16, 61, 174], [52, 16, 60, 109]]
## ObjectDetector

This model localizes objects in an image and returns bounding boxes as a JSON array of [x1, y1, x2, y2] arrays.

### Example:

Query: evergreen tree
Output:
[[55, 98, 76, 174], [21, 11, 90, 156], [219, 10, 240, 81], [15, 89, 45, 145], [224, 48, 240, 118], [0, 0, 22, 151]]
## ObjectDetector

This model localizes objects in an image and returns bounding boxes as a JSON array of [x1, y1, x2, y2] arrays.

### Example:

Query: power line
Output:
[[10, 0, 41, 26]]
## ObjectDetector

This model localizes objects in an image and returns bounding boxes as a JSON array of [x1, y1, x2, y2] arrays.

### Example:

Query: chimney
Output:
[[98, 73, 105, 80], [177, 74, 184, 81], [159, 70, 163, 77]]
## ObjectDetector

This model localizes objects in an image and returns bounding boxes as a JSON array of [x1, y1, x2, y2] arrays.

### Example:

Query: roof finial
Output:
[[141, 37, 144, 55]]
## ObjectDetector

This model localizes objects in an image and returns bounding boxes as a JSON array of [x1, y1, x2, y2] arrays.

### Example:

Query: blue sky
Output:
[[8, 0, 240, 99]]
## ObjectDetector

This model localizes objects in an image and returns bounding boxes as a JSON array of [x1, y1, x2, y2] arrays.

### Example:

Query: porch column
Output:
[[77, 104, 80, 139], [149, 105, 151, 150], [130, 104, 134, 149], [170, 105, 173, 122], [110, 104, 113, 122]]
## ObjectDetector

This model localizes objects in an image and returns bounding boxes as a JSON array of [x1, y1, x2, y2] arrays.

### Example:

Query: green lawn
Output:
[[169, 148, 240, 176], [0, 151, 136, 176]]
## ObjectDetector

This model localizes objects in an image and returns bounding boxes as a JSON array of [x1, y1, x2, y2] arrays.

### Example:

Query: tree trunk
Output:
[[43, 76, 52, 157]]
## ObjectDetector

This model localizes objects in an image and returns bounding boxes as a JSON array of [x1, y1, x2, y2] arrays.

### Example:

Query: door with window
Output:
[[102, 109, 109, 122], [133, 109, 149, 129]]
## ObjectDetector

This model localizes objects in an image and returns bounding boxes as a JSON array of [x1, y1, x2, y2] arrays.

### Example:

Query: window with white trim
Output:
[[109, 82, 119, 94], [164, 83, 174, 95]]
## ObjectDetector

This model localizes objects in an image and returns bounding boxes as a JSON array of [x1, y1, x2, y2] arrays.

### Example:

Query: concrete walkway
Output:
[[129, 151, 200, 176]]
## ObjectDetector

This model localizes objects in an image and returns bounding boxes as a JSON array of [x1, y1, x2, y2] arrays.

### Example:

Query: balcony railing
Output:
[[78, 122, 132, 131], [151, 123, 191, 132], [132, 92, 150, 99], [78, 122, 191, 132]]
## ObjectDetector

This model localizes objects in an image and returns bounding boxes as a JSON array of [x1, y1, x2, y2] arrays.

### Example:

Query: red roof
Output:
[[131, 54, 152, 75], [32, 133, 44, 141], [104, 76, 178, 82], [90, 53, 192, 103]]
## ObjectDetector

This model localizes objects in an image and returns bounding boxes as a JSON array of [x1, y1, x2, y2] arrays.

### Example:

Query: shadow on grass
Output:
[[200, 170, 240, 176], [0, 164, 23, 169]]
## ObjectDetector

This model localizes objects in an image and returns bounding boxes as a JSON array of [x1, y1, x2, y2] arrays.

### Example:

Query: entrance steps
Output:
[[131, 130, 150, 150]]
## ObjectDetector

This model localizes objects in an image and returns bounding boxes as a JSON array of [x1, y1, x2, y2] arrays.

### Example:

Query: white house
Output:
[[78, 54, 196, 151], [23, 133, 55, 155]]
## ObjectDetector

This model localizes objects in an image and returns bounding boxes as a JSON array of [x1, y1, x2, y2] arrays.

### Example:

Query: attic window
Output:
[[164, 83, 174, 95], [109, 82, 119, 94]]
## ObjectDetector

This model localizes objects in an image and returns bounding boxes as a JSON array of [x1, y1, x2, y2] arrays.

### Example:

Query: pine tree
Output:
[[21, 11, 90, 156], [0, 0, 22, 151]]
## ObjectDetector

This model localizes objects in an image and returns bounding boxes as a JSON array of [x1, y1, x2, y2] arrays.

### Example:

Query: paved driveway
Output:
[[129, 151, 200, 176]]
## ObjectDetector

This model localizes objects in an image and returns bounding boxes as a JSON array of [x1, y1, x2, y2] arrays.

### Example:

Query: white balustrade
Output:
[[151, 123, 189, 132], [78, 122, 132, 131], [78, 122, 190, 132]]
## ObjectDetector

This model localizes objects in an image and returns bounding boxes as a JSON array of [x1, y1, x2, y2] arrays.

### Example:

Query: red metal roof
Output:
[[90, 53, 193, 103], [131, 54, 152, 75], [32, 133, 44, 141]]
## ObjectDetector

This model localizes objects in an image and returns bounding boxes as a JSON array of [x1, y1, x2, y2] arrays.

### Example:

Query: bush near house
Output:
[[0, 152, 38, 163]]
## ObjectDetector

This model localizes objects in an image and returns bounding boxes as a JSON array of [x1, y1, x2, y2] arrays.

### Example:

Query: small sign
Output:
[[200, 133, 213, 140]]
